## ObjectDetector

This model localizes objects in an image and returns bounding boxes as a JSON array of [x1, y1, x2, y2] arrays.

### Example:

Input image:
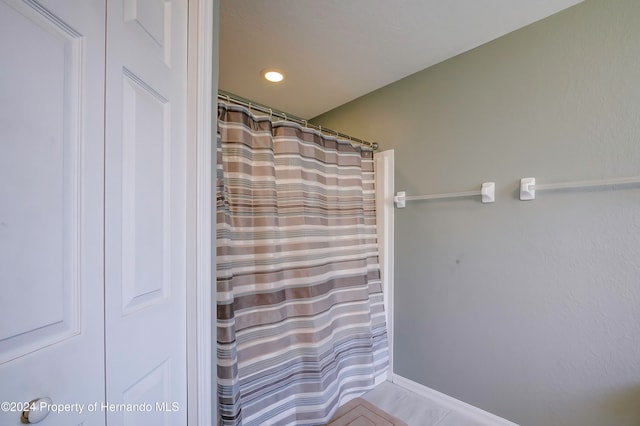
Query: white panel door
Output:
[[104, 0, 188, 423], [0, 0, 106, 424]]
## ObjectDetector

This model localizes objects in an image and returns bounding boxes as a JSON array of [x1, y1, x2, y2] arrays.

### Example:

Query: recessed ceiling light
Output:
[[262, 69, 284, 83]]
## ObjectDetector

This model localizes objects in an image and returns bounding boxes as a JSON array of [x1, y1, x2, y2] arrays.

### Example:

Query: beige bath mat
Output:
[[328, 397, 408, 426]]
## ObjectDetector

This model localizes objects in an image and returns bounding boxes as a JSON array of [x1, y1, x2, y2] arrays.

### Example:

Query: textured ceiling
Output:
[[219, 0, 582, 119]]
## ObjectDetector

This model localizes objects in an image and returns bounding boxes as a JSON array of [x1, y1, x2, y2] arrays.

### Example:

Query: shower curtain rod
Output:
[[218, 90, 379, 150]]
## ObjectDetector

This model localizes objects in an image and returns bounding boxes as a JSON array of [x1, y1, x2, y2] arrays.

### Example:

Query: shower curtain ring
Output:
[[269, 108, 273, 119], [226, 94, 230, 103]]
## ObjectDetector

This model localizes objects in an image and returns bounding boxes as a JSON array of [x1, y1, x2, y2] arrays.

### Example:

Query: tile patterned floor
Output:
[[361, 381, 488, 426]]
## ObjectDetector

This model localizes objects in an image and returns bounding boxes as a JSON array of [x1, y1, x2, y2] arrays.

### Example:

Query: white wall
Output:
[[314, 1, 640, 424]]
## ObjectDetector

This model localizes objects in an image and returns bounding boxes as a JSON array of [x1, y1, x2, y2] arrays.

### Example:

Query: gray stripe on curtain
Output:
[[216, 102, 389, 426]]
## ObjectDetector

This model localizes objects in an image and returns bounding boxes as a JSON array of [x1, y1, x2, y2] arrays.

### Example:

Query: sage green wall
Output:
[[314, 1, 640, 425]]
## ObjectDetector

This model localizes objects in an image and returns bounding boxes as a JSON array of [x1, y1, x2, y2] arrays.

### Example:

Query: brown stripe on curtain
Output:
[[216, 102, 389, 426]]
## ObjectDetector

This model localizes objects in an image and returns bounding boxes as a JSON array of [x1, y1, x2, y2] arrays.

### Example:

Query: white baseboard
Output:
[[390, 374, 519, 426]]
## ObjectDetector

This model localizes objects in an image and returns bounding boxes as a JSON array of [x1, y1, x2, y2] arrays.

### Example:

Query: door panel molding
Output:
[[120, 67, 172, 315], [105, 0, 188, 423], [0, 0, 83, 365], [0, 0, 106, 423]]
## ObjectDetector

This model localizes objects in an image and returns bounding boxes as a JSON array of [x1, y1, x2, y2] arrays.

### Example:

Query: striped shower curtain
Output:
[[216, 102, 389, 426]]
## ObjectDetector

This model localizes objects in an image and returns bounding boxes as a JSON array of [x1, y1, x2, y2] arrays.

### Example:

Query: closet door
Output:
[[0, 0, 106, 424], [104, 0, 189, 423]]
